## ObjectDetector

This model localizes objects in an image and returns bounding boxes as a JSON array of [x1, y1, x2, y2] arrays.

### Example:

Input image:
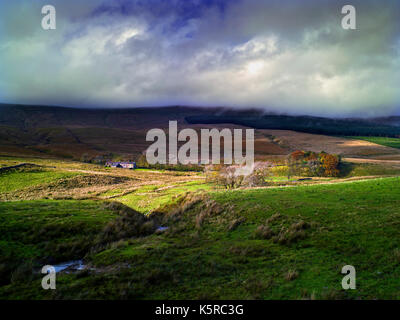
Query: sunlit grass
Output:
[[117, 181, 212, 213], [0, 169, 80, 193], [348, 136, 400, 149]]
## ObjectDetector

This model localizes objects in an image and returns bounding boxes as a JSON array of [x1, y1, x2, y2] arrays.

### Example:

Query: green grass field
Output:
[[0, 169, 80, 193], [1, 176, 400, 299], [117, 181, 212, 213], [0, 200, 119, 291], [85, 177, 400, 299]]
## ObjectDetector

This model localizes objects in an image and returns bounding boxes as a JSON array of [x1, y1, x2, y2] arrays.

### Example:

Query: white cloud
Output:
[[0, 0, 399, 117]]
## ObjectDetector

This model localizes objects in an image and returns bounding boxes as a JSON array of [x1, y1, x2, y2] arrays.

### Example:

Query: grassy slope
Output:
[[85, 177, 400, 300], [210, 177, 400, 299], [2, 177, 400, 299], [0, 170, 80, 193], [348, 136, 400, 149], [116, 181, 212, 213], [0, 200, 119, 297], [1, 156, 400, 299], [0, 200, 117, 260], [0, 156, 108, 172]]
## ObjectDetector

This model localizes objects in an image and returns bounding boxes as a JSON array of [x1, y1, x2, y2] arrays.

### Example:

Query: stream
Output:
[[52, 260, 86, 273]]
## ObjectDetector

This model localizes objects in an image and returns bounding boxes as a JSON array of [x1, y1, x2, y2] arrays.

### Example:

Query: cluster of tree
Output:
[[206, 162, 272, 189], [205, 165, 244, 189], [287, 151, 341, 178]]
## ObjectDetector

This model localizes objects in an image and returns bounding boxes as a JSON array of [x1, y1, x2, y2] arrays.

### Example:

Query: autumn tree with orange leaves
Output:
[[319, 153, 340, 177], [287, 151, 341, 178]]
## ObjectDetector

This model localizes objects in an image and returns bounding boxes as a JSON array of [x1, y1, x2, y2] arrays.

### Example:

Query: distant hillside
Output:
[[0, 103, 209, 129], [0, 104, 233, 160], [368, 116, 400, 127], [2, 103, 399, 134], [186, 113, 400, 137], [1, 103, 400, 161]]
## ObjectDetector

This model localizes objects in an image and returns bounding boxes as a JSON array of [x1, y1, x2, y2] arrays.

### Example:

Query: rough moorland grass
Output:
[[3, 177, 400, 300], [348, 136, 400, 149], [94, 177, 400, 299], [0, 198, 160, 297]]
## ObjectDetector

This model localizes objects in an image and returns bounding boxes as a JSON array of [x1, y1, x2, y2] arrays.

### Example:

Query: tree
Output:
[[287, 150, 341, 178], [320, 153, 340, 177], [287, 151, 306, 179]]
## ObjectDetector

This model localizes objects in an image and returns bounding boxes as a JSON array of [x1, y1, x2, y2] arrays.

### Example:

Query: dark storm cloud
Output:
[[0, 0, 399, 117]]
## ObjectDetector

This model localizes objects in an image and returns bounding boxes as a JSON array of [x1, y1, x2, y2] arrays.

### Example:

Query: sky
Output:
[[0, 0, 399, 117]]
